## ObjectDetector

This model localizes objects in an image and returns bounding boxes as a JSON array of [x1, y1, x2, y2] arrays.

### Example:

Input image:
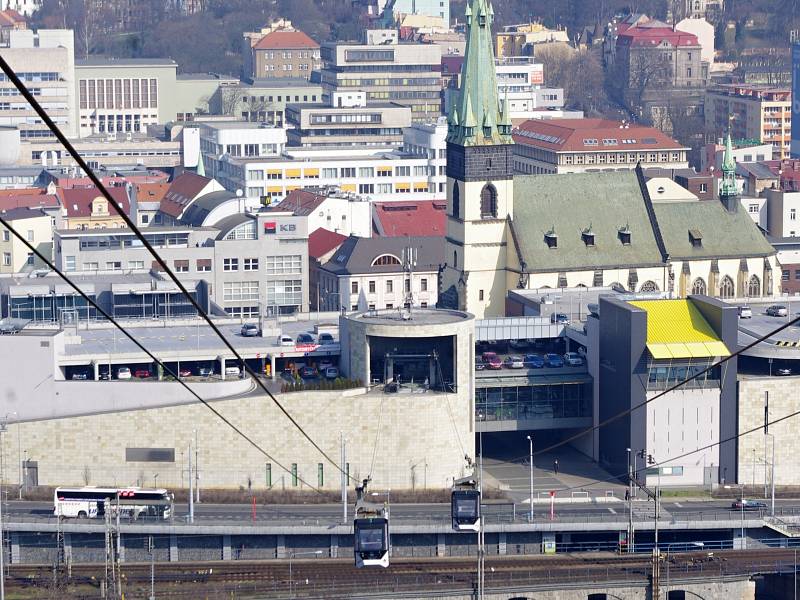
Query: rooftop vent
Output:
[[544, 226, 558, 249], [618, 223, 632, 245], [689, 229, 702, 247], [581, 224, 595, 247]]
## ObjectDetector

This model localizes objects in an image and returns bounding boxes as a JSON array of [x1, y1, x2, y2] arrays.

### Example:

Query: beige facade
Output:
[[63, 196, 129, 230], [0, 210, 52, 273]]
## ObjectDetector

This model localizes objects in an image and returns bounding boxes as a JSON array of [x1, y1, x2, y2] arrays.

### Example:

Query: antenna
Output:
[[402, 242, 417, 319]]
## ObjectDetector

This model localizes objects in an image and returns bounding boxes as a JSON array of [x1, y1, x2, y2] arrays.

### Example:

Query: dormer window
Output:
[[581, 226, 595, 247], [689, 229, 702, 248], [544, 227, 558, 249], [618, 225, 631, 245]]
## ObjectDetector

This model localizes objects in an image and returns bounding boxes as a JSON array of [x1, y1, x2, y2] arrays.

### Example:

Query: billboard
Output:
[[793, 43, 800, 158]]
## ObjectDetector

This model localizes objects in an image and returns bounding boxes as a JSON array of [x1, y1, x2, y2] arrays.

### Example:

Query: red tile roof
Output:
[[308, 227, 348, 260], [160, 173, 213, 218], [253, 29, 319, 50], [59, 186, 130, 217], [0, 193, 59, 212], [0, 9, 25, 26], [274, 189, 327, 216], [0, 187, 46, 198], [372, 200, 447, 237], [617, 26, 699, 48], [512, 118, 686, 152], [135, 183, 170, 203]]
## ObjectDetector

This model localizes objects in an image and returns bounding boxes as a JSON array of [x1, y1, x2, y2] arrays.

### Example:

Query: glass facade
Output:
[[113, 291, 198, 319], [475, 382, 591, 422], [8, 294, 97, 322], [646, 360, 720, 391]]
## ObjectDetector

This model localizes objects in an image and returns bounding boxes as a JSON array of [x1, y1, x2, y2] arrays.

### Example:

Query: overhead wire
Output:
[[0, 214, 325, 494], [501, 311, 800, 463], [0, 55, 355, 485]]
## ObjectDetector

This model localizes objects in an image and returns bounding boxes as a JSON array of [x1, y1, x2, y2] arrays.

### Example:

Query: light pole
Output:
[[288, 550, 322, 598], [666, 541, 704, 596], [627, 447, 633, 553], [527, 435, 534, 523], [725, 483, 745, 549]]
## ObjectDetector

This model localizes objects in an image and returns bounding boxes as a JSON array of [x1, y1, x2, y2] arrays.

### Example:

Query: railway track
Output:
[[7, 548, 797, 598]]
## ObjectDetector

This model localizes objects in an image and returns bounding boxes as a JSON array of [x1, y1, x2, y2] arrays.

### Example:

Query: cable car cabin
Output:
[[451, 488, 481, 531], [354, 516, 389, 568]]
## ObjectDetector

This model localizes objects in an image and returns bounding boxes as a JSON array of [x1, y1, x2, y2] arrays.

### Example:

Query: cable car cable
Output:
[[0, 217, 324, 493], [0, 55, 355, 485]]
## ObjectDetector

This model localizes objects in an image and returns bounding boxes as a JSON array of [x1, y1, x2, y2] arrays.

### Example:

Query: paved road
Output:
[[7, 498, 800, 526]]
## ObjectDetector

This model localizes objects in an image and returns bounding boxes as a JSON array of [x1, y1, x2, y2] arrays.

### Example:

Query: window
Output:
[[82, 262, 99, 270], [396, 166, 410, 176], [699, 183, 707, 193], [266, 255, 302, 274], [1, 230, 8, 242], [791, 209, 797, 221], [479, 289, 484, 301], [223, 258, 239, 271], [369, 280, 375, 293], [748, 274, 761, 296], [351, 281, 359, 294], [128, 260, 144, 269], [291, 463, 298, 487], [749, 204, 759, 214], [26, 253, 34, 266], [359, 167, 374, 177], [377, 183, 392, 194], [404, 278, 411, 292], [386, 280, 393, 293], [106, 261, 122, 270], [243, 258, 259, 271], [174, 260, 189, 272], [480, 184, 497, 219], [26, 230, 33, 242], [351, 304, 359, 311], [452, 182, 459, 218], [782, 270, 790, 281], [639, 280, 659, 292], [223, 281, 259, 301], [2, 252, 9, 266], [372, 254, 401, 266], [691, 278, 707, 295], [322, 168, 337, 178], [266, 280, 302, 306], [318, 463, 324, 487], [197, 259, 211, 272], [421, 278, 428, 291], [141, 214, 150, 224], [341, 167, 356, 178], [719, 275, 735, 299], [385, 303, 393, 309], [359, 183, 374, 194]]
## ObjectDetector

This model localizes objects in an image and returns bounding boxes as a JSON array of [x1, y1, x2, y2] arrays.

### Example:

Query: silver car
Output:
[[766, 305, 788, 317]]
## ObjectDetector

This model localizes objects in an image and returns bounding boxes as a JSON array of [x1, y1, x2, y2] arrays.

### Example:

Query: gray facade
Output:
[[209, 79, 322, 127], [53, 212, 309, 317]]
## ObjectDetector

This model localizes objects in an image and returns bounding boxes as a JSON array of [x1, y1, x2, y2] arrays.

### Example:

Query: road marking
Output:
[[674, 502, 683, 507], [607, 507, 617, 514]]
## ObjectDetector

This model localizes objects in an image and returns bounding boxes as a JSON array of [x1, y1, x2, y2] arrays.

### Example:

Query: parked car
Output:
[[731, 499, 767, 511], [738, 305, 752, 319], [544, 353, 564, 368], [116, 367, 131, 380], [301, 365, 318, 378], [551, 313, 570, 324], [475, 358, 485, 371], [99, 371, 110, 381], [240, 323, 260, 337], [71, 372, 89, 380], [523, 354, 545, 368], [197, 366, 213, 377], [224, 366, 241, 377], [296, 333, 316, 344], [178, 368, 192, 378], [277, 334, 294, 346], [509, 339, 530, 350], [319, 359, 334, 370], [133, 369, 151, 379], [324, 366, 339, 379], [766, 305, 788, 317], [318, 332, 335, 344], [776, 367, 792, 376], [481, 352, 502, 369], [563, 352, 584, 367], [503, 355, 525, 369]]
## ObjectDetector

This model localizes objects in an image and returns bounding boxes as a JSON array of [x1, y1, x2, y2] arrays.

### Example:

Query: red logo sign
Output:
[[264, 222, 276, 234]]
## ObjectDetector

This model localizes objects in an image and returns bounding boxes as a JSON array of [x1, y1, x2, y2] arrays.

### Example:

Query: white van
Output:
[[224, 366, 241, 377]]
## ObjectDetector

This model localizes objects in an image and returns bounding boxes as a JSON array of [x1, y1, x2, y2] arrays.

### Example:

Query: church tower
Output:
[[719, 130, 739, 212], [440, 0, 514, 318]]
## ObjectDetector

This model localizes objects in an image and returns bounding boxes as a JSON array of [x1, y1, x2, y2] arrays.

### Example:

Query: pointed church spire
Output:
[[446, 0, 512, 147], [196, 145, 206, 177], [719, 121, 738, 200]]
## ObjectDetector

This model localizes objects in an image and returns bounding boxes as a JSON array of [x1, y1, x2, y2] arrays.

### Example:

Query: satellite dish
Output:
[[235, 189, 244, 197]]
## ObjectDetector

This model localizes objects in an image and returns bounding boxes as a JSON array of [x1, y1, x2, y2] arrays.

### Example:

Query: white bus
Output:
[[54, 487, 173, 520]]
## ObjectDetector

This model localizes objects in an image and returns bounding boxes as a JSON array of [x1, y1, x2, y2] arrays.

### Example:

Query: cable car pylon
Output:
[[353, 478, 390, 568]]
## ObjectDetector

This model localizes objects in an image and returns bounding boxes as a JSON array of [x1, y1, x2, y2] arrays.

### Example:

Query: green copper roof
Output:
[[447, 0, 512, 147], [720, 131, 737, 198]]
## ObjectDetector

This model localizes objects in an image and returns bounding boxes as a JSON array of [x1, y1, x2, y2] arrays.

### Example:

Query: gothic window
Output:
[[480, 183, 498, 219], [747, 274, 761, 297], [639, 280, 659, 293], [452, 182, 460, 218], [691, 277, 707, 295], [719, 275, 735, 299]]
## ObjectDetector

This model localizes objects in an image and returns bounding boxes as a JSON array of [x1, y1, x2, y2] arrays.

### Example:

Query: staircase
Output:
[[765, 516, 800, 537]]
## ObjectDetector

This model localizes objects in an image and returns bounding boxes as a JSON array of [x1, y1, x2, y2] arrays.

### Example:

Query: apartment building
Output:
[[495, 22, 570, 58], [200, 119, 448, 204], [53, 210, 309, 316], [391, 0, 450, 23], [285, 91, 412, 149], [208, 78, 322, 127], [512, 118, 689, 174], [706, 84, 793, 160], [318, 36, 442, 123], [242, 23, 320, 81], [0, 29, 77, 139], [0, 207, 51, 273], [58, 185, 131, 230]]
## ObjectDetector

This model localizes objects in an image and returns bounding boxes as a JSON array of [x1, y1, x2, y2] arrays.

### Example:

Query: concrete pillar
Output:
[[498, 532, 507, 556], [330, 534, 337, 558], [93, 361, 100, 381], [169, 534, 178, 562], [219, 357, 226, 380], [10, 532, 19, 563], [436, 533, 445, 557], [63, 533, 73, 565], [222, 534, 231, 560], [429, 357, 436, 387], [117, 533, 125, 562], [270, 355, 277, 380], [387, 356, 393, 383], [276, 534, 286, 559]]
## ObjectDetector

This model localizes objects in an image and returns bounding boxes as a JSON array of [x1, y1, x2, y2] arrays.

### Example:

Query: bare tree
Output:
[[220, 87, 246, 116]]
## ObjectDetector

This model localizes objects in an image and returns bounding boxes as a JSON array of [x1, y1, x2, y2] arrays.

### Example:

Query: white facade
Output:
[[5, 0, 39, 16], [765, 189, 800, 238], [342, 269, 439, 312], [741, 196, 768, 229], [675, 17, 715, 65], [305, 194, 372, 238]]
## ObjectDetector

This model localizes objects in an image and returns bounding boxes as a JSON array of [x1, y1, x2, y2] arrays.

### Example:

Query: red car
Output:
[[178, 368, 192, 378], [133, 369, 151, 379], [481, 352, 502, 369]]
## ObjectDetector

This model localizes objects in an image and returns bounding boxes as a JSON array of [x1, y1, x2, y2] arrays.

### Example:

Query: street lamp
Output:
[[666, 541, 704, 595], [626, 448, 633, 553], [526, 435, 534, 523], [288, 550, 323, 598], [725, 483, 746, 549]]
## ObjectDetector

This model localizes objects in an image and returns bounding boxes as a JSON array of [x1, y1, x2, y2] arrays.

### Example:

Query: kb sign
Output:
[[264, 222, 298, 234]]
